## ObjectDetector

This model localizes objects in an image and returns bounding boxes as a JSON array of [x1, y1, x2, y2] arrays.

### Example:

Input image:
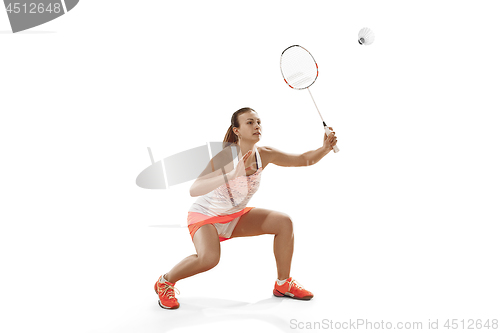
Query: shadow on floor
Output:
[[112, 296, 293, 332]]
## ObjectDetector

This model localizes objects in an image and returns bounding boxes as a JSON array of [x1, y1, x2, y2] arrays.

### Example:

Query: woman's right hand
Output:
[[228, 150, 253, 180], [323, 127, 337, 152]]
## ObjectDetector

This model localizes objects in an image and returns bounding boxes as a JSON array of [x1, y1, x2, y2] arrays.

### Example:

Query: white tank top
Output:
[[188, 147, 262, 217]]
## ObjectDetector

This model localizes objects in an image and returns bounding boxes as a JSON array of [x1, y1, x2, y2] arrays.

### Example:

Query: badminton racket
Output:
[[280, 45, 339, 153]]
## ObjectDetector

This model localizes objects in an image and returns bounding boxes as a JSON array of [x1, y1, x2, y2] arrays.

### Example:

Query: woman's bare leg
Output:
[[165, 224, 221, 283], [231, 208, 294, 280]]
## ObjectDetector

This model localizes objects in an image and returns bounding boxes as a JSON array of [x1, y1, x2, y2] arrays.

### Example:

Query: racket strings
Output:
[[290, 75, 315, 88]]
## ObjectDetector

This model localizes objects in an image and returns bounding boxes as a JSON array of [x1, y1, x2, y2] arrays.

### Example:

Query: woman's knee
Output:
[[192, 224, 221, 270], [198, 252, 220, 271], [275, 212, 294, 235]]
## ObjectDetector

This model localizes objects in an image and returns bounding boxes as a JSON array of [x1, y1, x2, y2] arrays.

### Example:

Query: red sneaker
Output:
[[154, 275, 180, 309], [273, 277, 314, 300]]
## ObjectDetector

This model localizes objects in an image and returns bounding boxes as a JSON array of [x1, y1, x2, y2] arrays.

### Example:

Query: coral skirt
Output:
[[187, 207, 255, 242]]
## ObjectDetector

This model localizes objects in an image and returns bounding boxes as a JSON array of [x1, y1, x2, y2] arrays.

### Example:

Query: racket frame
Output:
[[280, 45, 319, 90]]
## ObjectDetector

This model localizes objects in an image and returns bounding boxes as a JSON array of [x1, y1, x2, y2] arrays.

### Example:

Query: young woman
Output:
[[154, 107, 338, 309]]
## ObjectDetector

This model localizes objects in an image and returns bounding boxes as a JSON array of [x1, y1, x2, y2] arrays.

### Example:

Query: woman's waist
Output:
[[187, 206, 252, 225]]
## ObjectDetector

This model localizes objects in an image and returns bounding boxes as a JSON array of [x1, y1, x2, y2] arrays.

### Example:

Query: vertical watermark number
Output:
[[6, 2, 62, 13]]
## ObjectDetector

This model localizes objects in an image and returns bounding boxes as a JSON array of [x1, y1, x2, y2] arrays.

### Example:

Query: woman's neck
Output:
[[237, 141, 256, 156]]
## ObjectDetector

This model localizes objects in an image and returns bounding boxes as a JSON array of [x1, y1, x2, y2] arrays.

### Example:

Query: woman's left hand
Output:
[[323, 127, 337, 151]]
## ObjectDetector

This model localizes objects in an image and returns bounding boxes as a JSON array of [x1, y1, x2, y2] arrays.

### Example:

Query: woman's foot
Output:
[[273, 277, 314, 300], [154, 275, 180, 309]]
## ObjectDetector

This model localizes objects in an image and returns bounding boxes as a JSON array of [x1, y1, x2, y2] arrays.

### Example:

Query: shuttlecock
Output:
[[358, 27, 375, 45]]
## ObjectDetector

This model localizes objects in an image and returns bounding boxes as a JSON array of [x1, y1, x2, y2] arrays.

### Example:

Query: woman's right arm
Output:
[[190, 165, 231, 197], [189, 150, 252, 197]]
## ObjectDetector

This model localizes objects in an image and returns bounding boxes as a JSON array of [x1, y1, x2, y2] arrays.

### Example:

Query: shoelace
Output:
[[289, 279, 305, 291], [159, 283, 180, 299]]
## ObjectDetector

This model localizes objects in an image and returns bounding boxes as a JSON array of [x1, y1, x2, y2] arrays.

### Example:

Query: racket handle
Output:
[[324, 126, 339, 153]]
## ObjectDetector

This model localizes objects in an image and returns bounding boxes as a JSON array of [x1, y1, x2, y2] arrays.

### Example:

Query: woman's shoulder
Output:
[[256, 145, 268, 158], [256, 146, 272, 169], [257, 145, 271, 153], [257, 145, 279, 156]]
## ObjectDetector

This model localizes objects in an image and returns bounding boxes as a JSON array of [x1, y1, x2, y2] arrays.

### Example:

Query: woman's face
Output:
[[234, 111, 262, 142]]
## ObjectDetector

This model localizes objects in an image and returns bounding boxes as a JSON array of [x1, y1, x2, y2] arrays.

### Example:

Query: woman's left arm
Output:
[[263, 127, 337, 167]]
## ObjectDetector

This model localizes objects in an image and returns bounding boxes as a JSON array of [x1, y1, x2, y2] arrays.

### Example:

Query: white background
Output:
[[1, 1, 499, 332]]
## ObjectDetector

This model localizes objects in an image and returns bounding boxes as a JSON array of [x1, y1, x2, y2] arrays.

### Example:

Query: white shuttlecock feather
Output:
[[358, 27, 375, 45]]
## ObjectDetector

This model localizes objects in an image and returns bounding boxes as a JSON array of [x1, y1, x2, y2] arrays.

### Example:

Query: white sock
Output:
[[276, 278, 288, 286], [160, 274, 168, 283]]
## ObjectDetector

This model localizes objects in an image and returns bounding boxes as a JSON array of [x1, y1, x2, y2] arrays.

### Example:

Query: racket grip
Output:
[[324, 126, 339, 153]]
